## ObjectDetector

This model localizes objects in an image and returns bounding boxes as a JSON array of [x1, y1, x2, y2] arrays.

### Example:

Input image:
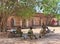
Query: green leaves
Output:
[[0, 0, 38, 19], [14, 0, 36, 19], [16, 5, 35, 19], [42, 0, 58, 15], [39, 0, 60, 20], [55, 14, 60, 20]]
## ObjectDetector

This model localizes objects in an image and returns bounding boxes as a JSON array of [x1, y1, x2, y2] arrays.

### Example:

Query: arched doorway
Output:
[[22, 19, 26, 28], [7, 16, 16, 29], [11, 18, 14, 28]]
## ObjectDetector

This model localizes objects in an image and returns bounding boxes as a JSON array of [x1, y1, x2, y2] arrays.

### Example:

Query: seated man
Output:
[[28, 27, 37, 39], [39, 27, 46, 38], [16, 26, 23, 37], [39, 23, 47, 38]]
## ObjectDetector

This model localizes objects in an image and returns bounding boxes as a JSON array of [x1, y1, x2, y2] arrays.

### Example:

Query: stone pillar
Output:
[[20, 20, 22, 27], [58, 20, 60, 26], [33, 19, 35, 26], [26, 19, 29, 27], [14, 19, 16, 26]]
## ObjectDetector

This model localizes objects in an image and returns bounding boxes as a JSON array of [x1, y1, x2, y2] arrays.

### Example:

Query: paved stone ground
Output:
[[0, 27, 60, 44], [0, 34, 60, 44]]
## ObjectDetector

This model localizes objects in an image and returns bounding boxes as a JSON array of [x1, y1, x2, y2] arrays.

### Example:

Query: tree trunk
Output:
[[1, 11, 9, 32]]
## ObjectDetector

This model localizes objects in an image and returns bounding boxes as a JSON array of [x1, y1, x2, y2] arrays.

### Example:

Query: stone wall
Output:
[[7, 13, 50, 29]]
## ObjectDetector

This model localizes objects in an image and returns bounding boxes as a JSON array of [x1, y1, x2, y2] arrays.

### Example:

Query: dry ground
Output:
[[0, 27, 60, 44]]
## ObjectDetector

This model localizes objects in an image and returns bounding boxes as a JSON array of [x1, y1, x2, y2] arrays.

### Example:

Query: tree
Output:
[[41, 0, 60, 17], [0, 0, 36, 31], [39, 0, 60, 25]]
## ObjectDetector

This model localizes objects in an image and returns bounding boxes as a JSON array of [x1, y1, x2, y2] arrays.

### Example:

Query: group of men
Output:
[[11, 23, 55, 39]]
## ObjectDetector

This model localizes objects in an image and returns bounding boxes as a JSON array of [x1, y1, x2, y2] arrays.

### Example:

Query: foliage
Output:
[[0, 0, 36, 31], [55, 14, 60, 20], [0, 0, 36, 18], [6, 0, 36, 19], [15, 0, 36, 19], [41, 0, 58, 15], [40, 0, 60, 20]]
